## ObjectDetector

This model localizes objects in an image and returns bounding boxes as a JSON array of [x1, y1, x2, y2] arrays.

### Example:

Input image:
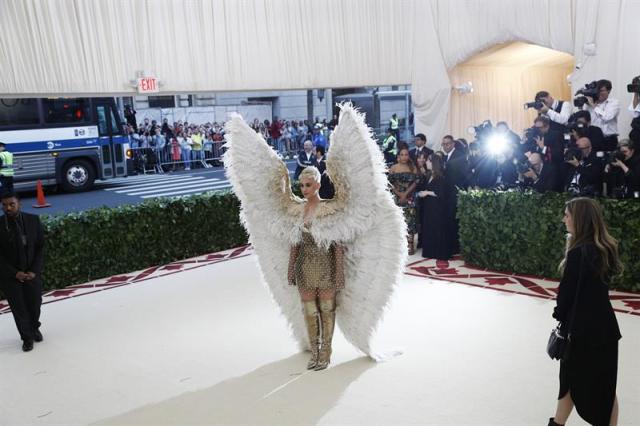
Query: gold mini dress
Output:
[[294, 225, 341, 291]]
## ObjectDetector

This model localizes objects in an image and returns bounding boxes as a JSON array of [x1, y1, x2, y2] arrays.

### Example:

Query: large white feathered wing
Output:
[[223, 116, 310, 350], [312, 104, 408, 360]]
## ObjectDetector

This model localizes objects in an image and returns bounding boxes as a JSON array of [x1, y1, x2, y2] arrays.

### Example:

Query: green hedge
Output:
[[458, 190, 640, 292], [2, 192, 247, 297]]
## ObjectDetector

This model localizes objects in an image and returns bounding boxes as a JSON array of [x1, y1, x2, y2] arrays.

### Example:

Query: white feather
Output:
[[224, 104, 407, 359]]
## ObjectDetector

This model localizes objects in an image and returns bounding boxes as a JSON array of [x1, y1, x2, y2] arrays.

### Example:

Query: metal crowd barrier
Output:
[[129, 141, 225, 174]]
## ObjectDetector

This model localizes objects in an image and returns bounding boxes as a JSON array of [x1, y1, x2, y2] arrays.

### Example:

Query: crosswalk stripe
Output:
[[141, 183, 231, 198], [167, 188, 233, 199], [122, 178, 226, 196], [105, 176, 208, 192], [97, 174, 179, 184], [99, 176, 195, 188]]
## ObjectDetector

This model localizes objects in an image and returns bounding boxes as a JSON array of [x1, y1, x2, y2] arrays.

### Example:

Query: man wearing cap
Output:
[[0, 192, 46, 352], [0, 142, 15, 195]]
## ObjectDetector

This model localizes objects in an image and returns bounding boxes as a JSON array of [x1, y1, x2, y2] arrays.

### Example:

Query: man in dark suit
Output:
[[409, 133, 434, 163], [0, 192, 46, 352], [522, 152, 558, 192], [442, 135, 468, 255], [294, 140, 317, 180]]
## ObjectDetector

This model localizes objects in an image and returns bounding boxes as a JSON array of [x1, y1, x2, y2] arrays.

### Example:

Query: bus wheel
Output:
[[61, 159, 95, 192]]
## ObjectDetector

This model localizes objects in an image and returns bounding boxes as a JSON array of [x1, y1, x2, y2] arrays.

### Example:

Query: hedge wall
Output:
[[458, 190, 640, 292], [5, 192, 248, 296]]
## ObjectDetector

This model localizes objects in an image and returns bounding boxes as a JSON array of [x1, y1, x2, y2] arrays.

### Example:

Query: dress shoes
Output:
[[22, 340, 34, 352], [34, 329, 43, 342]]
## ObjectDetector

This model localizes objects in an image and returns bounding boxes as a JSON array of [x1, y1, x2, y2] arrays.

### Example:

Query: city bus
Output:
[[0, 97, 129, 192]]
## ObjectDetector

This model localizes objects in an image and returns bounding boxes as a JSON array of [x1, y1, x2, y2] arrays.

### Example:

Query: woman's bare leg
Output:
[[553, 392, 574, 425], [609, 396, 618, 426]]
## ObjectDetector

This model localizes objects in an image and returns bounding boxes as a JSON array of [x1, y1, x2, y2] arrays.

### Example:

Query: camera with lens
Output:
[[628, 75, 640, 93], [467, 120, 493, 141], [523, 100, 544, 110], [573, 81, 599, 108], [564, 147, 582, 163], [516, 158, 533, 175], [606, 150, 626, 164]]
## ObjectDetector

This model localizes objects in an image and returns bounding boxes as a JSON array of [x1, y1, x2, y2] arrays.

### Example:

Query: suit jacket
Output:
[[444, 148, 468, 190], [409, 146, 434, 163], [534, 129, 564, 165], [0, 212, 45, 283], [553, 244, 621, 345], [294, 150, 318, 180], [531, 163, 558, 193]]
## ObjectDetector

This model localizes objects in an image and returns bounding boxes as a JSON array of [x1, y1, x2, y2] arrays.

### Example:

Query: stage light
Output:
[[486, 134, 508, 156], [454, 81, 473, 94]]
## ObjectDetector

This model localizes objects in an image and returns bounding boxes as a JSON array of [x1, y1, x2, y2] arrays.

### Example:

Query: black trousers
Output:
[[0, 175, 14, 194], [1, 278, 42, 341]]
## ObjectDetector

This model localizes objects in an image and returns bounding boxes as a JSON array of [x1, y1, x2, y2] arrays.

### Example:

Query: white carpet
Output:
[[0, 253, 638, 425]]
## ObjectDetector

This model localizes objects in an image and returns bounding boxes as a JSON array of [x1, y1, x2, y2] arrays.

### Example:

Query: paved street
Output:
[[19, 160, 298, 216]]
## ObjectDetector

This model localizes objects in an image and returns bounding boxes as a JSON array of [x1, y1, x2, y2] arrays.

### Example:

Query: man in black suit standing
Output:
[[294, 140, 317, 180], [442, 135, 468, 256], [409, 133, 434, 163], [0, 192, 46, 352]]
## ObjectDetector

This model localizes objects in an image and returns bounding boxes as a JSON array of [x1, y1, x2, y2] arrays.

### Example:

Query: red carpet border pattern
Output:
[[405, 256, 640, 316], [1, 246, 638, 317], [0, 246, 252, 316]]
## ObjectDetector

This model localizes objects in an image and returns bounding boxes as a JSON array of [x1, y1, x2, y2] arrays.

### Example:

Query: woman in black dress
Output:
[[416, 153, 449, 260], [549, 197, 623, 426]]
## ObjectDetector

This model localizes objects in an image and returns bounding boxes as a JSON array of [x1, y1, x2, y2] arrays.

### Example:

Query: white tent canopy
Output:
[[1, 0, 638, 141]]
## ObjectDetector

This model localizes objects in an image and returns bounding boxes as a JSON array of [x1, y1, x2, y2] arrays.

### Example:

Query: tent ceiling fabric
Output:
[[461, 42, 574, 68], [0, 0, 638, 139]]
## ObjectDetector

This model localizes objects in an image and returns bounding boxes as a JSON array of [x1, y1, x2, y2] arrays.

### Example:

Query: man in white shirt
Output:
[[583, 79, 620, 151], [536, 91, 572, 133], [629, 91, 640, 118]]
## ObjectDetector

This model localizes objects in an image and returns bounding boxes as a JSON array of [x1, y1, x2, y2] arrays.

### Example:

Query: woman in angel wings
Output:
[[224, 104, 407, 370]]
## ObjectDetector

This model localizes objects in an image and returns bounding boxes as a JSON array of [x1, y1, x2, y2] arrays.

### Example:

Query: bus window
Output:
[[0, 98, 40, 126], [96, 106, 109, 136], [109, 107, 123, 135], [43, 98, 91, 124]]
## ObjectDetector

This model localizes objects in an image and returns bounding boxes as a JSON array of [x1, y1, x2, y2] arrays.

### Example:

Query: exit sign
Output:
[[137, 77, 159, 94]]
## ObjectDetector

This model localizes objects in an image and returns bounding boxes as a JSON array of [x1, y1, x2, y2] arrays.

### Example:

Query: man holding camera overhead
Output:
[[580, 79, 620, 151]]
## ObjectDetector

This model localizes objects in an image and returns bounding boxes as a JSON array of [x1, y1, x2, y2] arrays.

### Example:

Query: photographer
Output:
[[527, 116, 564, 191], [568, 110, 605, 152], [581, 79, 620, 151], [521, 152, 558, 193], [604, 139, 640, 198], [535, 91, 572, 133], [628, 75, 640, 118], [565, 136, 605, 196]]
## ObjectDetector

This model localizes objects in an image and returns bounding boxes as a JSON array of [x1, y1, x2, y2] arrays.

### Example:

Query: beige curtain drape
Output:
[[447, 43, 574, 140]]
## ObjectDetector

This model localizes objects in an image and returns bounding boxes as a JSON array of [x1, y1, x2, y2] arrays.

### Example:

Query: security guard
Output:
[[389, 113, 400, 139], [0, 192, 46, 352], [0, 142, 14, 195], [382, 128, 398, 165]]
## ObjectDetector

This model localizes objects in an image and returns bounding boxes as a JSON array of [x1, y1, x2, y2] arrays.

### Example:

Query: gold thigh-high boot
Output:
[[315, 298, 336, 370], [302, 300, 320, 370]]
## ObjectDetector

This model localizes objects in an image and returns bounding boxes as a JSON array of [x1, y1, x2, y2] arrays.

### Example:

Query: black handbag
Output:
[[547, 248, 584, 361]]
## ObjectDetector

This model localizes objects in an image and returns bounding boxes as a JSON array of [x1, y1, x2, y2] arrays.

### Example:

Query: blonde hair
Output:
[[559, 197, 623, 282], [299, 166, 321, 183]]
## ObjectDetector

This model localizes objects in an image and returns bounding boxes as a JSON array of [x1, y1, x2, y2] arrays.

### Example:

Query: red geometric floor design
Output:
[[2, 246, 638, 317], [0, 245, 252, 316], [405, 256, 640, 317]]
